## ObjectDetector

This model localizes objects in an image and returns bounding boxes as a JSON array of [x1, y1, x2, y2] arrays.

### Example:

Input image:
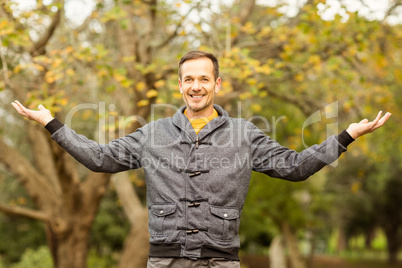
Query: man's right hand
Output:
[[11, 100, 54, 127]]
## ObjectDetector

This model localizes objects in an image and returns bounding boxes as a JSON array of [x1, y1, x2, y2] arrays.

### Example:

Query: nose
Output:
[[192, 79, 201, 90]]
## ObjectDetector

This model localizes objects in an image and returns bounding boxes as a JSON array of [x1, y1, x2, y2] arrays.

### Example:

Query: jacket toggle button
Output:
[[189, 171, 201, 177], [188, 202, 201, 207], [186, 229, 199, 234]]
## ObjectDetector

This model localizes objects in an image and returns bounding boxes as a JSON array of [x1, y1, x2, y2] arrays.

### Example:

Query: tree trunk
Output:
[[270, 235, 286, 268], [384, 227, 401, 265], [112, 172, 150, 268], [281, 222, 306, 268], [336, 227, 348, 253], [50, 171, 110, 268], [53, 221, 91, 268], [118, 212, 150, 268]]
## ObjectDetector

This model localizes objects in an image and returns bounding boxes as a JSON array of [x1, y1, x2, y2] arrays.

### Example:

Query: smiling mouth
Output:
[[190, 95, 204, 99]]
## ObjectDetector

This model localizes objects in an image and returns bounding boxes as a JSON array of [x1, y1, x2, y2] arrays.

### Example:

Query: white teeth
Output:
[[192, 95, 203, 98]]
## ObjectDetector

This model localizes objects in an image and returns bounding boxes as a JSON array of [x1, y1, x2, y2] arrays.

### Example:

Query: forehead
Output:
[[181, 58, 214, 78]]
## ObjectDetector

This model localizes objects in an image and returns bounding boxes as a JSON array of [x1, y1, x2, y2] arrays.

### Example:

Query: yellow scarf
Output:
[[184, 109, 219, 135]]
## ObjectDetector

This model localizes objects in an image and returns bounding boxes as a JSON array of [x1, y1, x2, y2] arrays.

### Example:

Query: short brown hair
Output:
[[178, 51, 219, 80]]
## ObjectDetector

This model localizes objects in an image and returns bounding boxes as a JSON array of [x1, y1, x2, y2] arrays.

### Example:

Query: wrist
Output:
[[42, 115, 54, 126], [346, 128, 358, 139]]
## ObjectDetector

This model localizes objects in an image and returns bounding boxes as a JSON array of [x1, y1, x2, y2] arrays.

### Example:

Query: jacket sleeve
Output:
[[247, 122, 354, 181], [45, 118, 146, 173]]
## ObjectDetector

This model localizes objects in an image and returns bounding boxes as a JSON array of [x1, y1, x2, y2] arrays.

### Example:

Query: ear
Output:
[[214, 77, 221, 93], [178, 79, 183, 94]]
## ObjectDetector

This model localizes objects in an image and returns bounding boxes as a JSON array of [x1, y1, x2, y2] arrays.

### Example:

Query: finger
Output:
[[12, 101, 26, 113], [11, 102, 21, 112], [14, 100, 33, 117], [371, 112, 391, 131], [371, 111, 382, 126], [375, 112, 392, 127], [13, 100, 27, 112], [11, 102, 28, 117]]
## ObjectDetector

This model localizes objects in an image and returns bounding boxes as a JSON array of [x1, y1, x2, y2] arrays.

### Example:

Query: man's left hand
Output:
[[346, 111, 392, 139]]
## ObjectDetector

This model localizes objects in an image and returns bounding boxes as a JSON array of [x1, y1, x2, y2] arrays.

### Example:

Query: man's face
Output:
[[179, 57, 221, 118]]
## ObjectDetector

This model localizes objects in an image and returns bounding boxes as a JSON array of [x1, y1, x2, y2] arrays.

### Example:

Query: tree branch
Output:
[[0, 203, 49, 222], [383, 1, 402, 22], [0, 136, 59, 208], [29, 8, 62, 56], [231, 0, 256, 46], [155, 5, 195, 49], [111, 172, 146, 226], [261, 86, 321, 116], [287, 0, 314, 27], [80, 172, 110, 220], [0, 35, 15, 90], [27, 124, 62, 196], [0, 2, 17, 25]]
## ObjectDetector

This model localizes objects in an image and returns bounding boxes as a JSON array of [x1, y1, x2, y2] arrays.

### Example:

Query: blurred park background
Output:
[[0, 0, 401, 267]]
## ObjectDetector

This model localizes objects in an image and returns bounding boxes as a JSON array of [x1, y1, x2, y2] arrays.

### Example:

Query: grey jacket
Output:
[[45, 104, 353, 260]]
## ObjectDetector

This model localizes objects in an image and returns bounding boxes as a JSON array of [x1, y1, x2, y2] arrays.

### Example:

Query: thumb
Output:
[[38, 104, 45, 110], [359, 119, 369, 124]]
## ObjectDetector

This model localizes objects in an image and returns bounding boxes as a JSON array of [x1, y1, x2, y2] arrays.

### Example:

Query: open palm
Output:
[[346, 111, 392, 139], [11, 100, 54, 126]]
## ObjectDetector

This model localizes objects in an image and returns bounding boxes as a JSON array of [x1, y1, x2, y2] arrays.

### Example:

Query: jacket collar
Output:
[[172, 104, 229, 140]]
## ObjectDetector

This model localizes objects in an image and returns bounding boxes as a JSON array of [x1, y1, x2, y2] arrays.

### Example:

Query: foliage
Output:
[[0, 173, 47, 264], [10, 246, 52, 268], [89, 187, 130, 265]]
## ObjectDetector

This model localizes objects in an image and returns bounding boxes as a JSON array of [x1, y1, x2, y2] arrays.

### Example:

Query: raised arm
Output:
[[250, 111, 392, 181], [11, 100, 145, 173]]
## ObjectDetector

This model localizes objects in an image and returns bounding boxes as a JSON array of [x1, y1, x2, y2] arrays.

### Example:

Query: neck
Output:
[[185, 106, 214, 119]]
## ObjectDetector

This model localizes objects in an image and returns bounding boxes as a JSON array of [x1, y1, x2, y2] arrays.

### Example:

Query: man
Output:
[[12, 51, 391, 267]]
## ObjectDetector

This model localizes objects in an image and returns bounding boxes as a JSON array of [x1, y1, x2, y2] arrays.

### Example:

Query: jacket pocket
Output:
[[209, 205, 240, 241], [149, 203, 177, 236]]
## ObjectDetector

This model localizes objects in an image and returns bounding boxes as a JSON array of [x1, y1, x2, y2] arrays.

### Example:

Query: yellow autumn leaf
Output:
[[251, 104, 262, 113], [239, 92, 252, 100], [56, 98, 68, 106], [33, 64, 45, 72], [173, 92, 182, 99], [45, 71, 56, 83], [308, 55, 321, 65], [121, 79, 132, 88], [231, 17, 240, 23], [113, 73, 125, 82], [154, 80, 166, 88], [17, 197, 27, 205], [66, 68, 75, 76], [146, 89, 158, 98], [123, 56, 135, 62], [137, 99, 149, 107], [98, 69, 108, 77], [82, 110, 94, 120], [295, 73, 304, 82], [136, 81, 146, 91], [351, 182, 361, 193], [14, 65, 24, 74], [65, 46, 73, 54]]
